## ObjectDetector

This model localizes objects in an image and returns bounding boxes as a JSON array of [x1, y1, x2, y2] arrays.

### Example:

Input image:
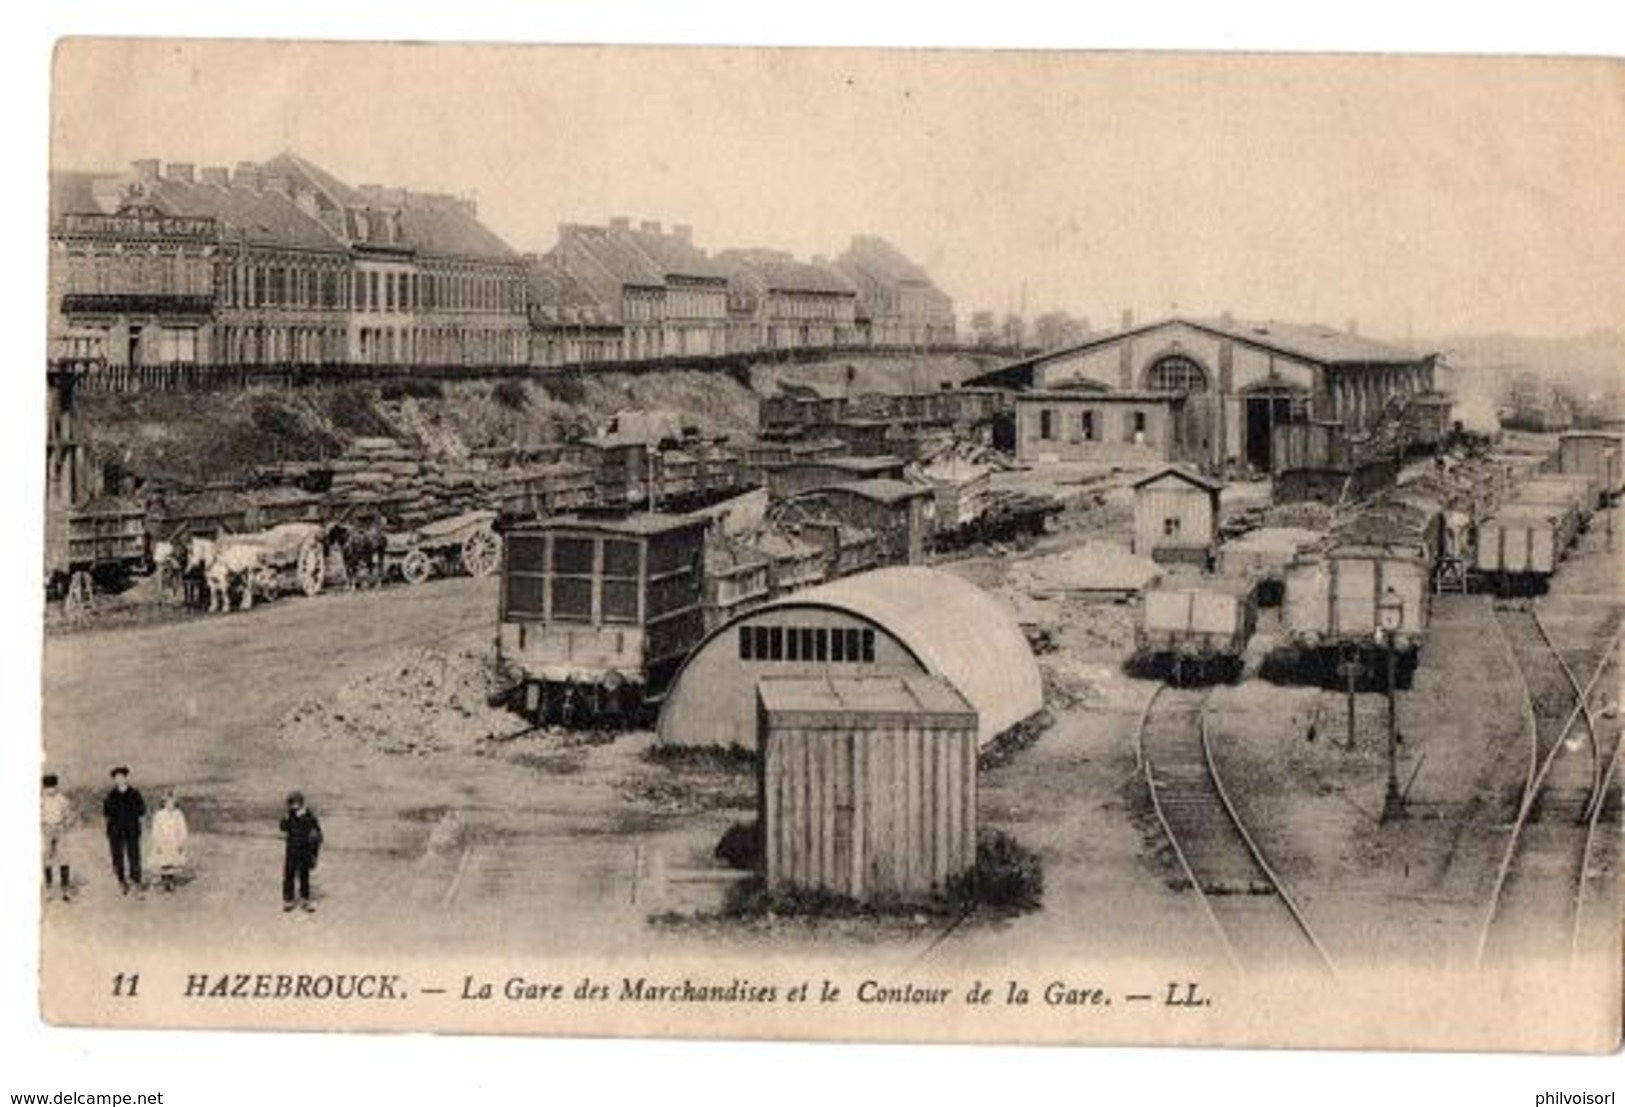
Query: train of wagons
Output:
[[1133, 430, 1621, 687]]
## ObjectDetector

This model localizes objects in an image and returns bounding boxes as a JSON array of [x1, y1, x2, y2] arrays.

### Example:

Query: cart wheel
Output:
[[63, 570, 94, 619], [296, 540, 325, 597], [400, 549, 433, 586], [461, 527, 500, 577]]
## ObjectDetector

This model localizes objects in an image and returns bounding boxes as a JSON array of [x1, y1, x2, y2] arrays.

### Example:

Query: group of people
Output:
[[40, 767, 326, 913]]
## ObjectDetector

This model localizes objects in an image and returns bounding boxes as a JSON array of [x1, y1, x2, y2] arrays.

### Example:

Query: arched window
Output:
[[1146, 354, 1209, 393]]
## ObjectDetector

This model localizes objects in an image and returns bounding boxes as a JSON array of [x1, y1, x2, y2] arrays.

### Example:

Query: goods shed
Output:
[[658, 565, 1043, 750]]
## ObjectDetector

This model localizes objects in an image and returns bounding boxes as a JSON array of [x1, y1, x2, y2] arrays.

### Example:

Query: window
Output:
[[860, 629, 875, 663], [753, 626, 770, 661], [739, 627, 753, 660], [1079, 411, 1095, 441], [1147, 355, 1208, 393], [831, 628, 846, 661], [1134, 411, 1148, 433], [1163, 517, 1182, 538], [767, 626, 784, 661], [1040, 409, 1054, 440], [787, 628, 801, 661]]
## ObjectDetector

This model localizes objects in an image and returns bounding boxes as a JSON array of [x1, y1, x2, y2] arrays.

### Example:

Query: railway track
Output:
[[1476, 605, 1621, 970], [1137, 684, 1338, 979]]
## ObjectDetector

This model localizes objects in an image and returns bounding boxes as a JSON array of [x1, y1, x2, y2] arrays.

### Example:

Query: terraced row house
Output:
[[48, 157, 958, 372], [48, 154, 529, 368], [715, 249, 860, 353]]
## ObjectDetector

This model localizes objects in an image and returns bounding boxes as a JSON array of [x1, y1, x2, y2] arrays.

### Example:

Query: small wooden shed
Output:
[[757, 675, 978, 901], [1132, 466, 1223, 566]]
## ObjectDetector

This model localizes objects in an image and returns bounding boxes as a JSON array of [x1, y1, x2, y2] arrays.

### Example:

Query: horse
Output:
[[186, 535, 265, 613]]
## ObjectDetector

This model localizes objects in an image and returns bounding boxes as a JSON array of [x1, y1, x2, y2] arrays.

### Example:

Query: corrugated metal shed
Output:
[[660, 566, 1041, 750]]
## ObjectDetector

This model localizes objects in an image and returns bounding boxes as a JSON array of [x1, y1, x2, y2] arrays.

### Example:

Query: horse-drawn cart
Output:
[[44, 496, 149, 616], [189, 522, 327, 611], [384, 510, 502, 585]]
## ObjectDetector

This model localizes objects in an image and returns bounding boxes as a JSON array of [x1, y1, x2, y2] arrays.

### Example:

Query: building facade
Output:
[[48, 153, 528, 369], [978, 316, 1437, 473], [834, 235, 957, 348], [716, 249, 859, 352]]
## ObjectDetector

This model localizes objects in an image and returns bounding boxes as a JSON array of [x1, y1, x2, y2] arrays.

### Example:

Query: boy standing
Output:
[[280, 792, 323, 913], [41, 775, 72, 900], [102, 766, 146, 894]]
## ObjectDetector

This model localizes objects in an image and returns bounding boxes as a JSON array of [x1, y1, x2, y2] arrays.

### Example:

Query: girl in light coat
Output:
[[149, 792, 189, 892]]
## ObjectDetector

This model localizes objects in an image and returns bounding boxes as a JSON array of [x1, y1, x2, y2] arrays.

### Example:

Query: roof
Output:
[[1019, 389, 1185, 403], [754, 566, 1042, 744], [803, 478, 933, 505], [48, 171, 107, 223], [757, 675, 974, 723], [264, 152, 519, 262], [972, 315, 1434, 390], [621, 226, 729, 282], [1132, 466, 1224, 494], [525, 256, 614, 320], [514, 512, 705, 537], [787, 456, 905, 474], [837, 235, 935, 286], [705, 536, 772, 574], [718, 250, 855, 296], [147, 178, 342, 251]]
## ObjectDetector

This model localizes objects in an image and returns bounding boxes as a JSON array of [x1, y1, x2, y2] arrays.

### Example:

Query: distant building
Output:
[[523, 253, 624, 367], [833, 235, 956, 348], [715, 249, 858, 352], [48, 153, 529, 368], [548, 219, 729, 361], [975, 315, 1437, 472]]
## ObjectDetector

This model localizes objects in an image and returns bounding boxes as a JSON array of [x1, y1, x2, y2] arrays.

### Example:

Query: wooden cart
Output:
[[384, 510, 502, 585], [44, 496, 149, 617]]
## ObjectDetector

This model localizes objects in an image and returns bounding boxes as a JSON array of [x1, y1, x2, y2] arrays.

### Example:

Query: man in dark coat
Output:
[[280, 791, 323, 913], [102, 766, 146, 894]]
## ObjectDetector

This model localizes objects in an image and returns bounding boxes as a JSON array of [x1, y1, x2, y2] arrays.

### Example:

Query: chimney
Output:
[[264, 174, 292, 197], [294, 187, 320, 217], [1219, 310, 1235, 328], [640, 220, 662, 234], [672, 223, 692, 244], [199, 166, 229, 187], [1346, 317, 1359, 336], [132, 158, 161, 183], [232, 161, 262, 191], [165, 162, 195, 184], [522, 252, 539, 265], [458, 196, 476, 218], [609, 216, 631, 232], [1120, 308, 1135, 332], [358, 184, 383, 198]]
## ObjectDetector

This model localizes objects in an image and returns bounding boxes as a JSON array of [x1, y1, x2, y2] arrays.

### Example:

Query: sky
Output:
[[50, 39, 1625, 341]]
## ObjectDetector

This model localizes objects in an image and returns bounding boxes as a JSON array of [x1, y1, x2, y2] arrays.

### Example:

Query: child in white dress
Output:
[[149, 792, 189, 893]]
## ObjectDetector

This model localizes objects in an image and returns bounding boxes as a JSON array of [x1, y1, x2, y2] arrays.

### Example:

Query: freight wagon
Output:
[[1134, 577, 1258, 684], [1474, 504, 1573, 592], [1280, 545, 1431, 686], [498, 513, 710, 725]]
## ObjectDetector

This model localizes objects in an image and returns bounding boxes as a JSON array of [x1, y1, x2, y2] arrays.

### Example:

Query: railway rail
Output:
[[1136, 684, 1339, 979], [1475, 605, 1621, 970]]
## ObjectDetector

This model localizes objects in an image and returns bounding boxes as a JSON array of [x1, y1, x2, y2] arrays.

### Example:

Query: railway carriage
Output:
[[498, 513, 710, 725]]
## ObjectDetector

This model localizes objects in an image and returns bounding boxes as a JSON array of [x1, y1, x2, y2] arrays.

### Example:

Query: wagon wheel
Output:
[[460, 527, 501, 578], [296, 540, 326, 597], [63, 570, 94, 619], [400, 549, 433, 586]]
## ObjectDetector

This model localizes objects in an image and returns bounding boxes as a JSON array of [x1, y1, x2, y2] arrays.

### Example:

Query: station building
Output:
[[974, 316, 1438, 473]]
